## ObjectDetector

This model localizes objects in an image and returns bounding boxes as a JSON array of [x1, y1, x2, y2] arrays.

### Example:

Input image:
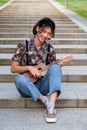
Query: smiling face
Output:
[[35, 26, 52, 44]]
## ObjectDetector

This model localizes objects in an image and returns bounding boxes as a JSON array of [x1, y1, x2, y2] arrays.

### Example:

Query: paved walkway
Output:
[[0, 108, 87, 130]]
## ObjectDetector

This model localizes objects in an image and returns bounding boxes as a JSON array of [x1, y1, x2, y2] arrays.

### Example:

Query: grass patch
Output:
[[55, 0, 87, 18], [0, 0, 10, 6]]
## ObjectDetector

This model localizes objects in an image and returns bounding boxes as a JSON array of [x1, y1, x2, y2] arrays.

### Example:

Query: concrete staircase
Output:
[[0, 1, 87, 129], [0, 0, 87, 109]]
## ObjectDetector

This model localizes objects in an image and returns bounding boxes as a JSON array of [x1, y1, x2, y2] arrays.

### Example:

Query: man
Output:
[[11, 17, 63, 123]]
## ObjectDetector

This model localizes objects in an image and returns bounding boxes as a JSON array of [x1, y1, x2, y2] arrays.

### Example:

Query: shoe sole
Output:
[[45, 109, 57, 123], [46, 117, 57, 123]]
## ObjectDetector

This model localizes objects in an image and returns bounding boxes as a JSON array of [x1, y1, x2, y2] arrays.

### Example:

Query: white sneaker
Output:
[[45, 108, 57, 123]]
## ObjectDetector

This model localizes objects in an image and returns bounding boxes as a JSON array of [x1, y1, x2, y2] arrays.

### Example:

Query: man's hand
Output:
[[58, 60, 64, 67], [28, 66, 41, 79]]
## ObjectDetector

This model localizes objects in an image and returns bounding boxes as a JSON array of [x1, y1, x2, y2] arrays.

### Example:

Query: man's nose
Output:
[[44, 33, 48, 38]]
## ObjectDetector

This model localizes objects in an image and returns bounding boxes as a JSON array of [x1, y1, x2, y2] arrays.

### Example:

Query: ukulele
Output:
[[23, 55, 74, 83]]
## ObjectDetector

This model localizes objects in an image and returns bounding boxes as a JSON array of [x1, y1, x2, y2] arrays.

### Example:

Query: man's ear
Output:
[[36, 26, 40, 32]]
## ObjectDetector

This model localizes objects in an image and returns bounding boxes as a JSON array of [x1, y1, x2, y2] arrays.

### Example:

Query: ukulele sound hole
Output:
[[38, 68, 42, 71]]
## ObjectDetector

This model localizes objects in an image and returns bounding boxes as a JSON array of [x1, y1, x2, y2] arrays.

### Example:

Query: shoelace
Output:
[[48, 107, 56, 114]]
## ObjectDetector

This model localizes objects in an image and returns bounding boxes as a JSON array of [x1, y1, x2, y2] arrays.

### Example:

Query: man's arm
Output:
[[11, 60, 41, 78]]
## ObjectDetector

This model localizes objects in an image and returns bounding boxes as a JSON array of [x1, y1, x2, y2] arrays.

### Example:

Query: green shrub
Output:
[[55, 0, 87, 18], [0, 0, 9, 6]]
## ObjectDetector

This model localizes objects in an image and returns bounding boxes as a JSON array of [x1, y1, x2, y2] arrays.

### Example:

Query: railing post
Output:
[[65, 0, 68, 9]]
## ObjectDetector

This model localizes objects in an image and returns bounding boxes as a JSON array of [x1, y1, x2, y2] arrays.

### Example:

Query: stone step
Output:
[[0, 17, 69, 21], [0, 22, 75, 25], [0, 66, 87, 82], [0, 82, 87, 108], [1, 32, 87, 38], [0, 53, 87, 66], [0, 17, 72, 21], [0, 27, 84, 33], [0, 44, 87, 54], [0, 9, 65, 14], [0, 38, 87, 44], [0, 20, 74, 24], [0, 24, 79, 28], [0, 108, 87, 130], [52, 38, 87, 45], [0, 15, 68, 18], [54, 45, 87, 53], [55, 33, 87, 38]]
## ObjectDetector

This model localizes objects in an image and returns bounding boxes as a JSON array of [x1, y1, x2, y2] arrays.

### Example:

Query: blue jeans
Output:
[[15, 64, 62, 101]]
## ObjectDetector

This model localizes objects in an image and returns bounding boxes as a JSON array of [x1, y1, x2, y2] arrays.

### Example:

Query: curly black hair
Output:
[[32, 17, 55, 37]]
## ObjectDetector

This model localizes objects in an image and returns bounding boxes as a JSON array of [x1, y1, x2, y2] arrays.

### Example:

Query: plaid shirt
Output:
[[12, 38, 56, 66]]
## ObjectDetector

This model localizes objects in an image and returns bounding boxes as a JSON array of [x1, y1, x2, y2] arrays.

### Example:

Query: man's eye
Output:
[[43, 30, 46, 33], [48, 33, 52, 36]]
